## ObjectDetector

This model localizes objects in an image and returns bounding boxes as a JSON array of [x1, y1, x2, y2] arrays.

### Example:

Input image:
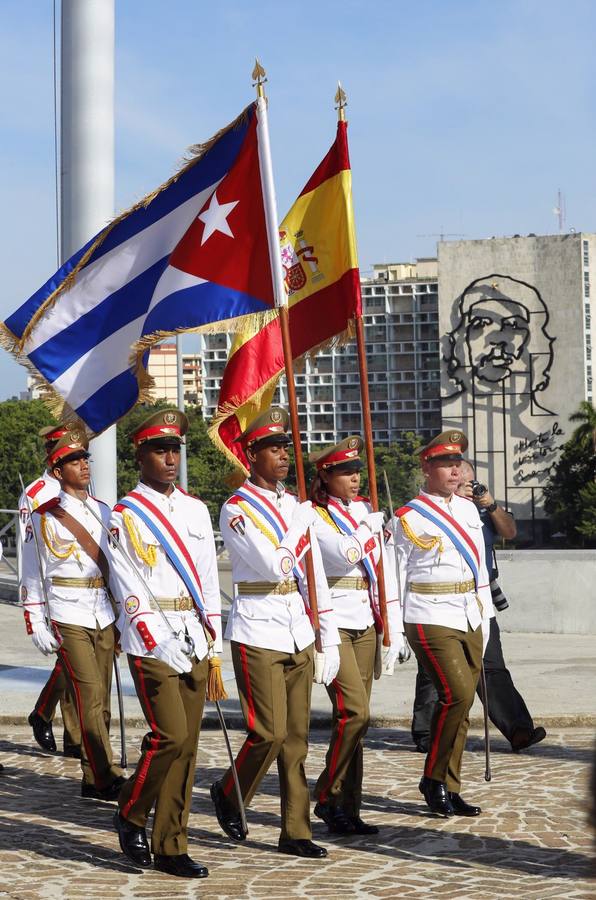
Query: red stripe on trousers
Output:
[[36, 659, 63, 718], [416, 624, 453, 778], [122, 657, 161, 820], [59, 647, 105, 788], [319, 677, 347, 803], [223, 645, 256, 798]]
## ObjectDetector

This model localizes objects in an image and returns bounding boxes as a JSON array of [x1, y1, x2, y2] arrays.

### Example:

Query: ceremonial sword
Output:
[[82, 497, 248, 833]]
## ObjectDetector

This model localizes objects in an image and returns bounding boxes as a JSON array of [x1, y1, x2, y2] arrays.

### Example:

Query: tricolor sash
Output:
[[399, 494, 481, 589], [234, 482, 305, 580], [118, 490, 215, 638], [326, 498, 379, 591]]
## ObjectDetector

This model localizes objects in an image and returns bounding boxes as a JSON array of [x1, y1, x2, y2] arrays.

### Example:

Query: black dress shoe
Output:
[[448, 793, 481, 816], [63, 744, 81, 759], [278, 839, 328, 858], [419, 776, 454, 817], [210, 781, 246, 841], [511, 725, 547, 752], [314, 801, 355, 834], [113, 811, 152, 867], [82, 775, 127, 801], [28, 711, 57, 753], [349, 815, 379, 835], [154, 853, 209, 878]]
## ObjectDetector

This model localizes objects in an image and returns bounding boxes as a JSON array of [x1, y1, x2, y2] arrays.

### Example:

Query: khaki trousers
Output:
[[314, 625, 375, 815], [405, 621, 483, 792], [34, 658, 81, 749], [222, 641, 314, 841], [56, 620, 119, 789], [119, 653, 208, 855]]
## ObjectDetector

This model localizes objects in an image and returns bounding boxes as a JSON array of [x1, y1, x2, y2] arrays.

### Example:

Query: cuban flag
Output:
[[1, 102, 276, 435]]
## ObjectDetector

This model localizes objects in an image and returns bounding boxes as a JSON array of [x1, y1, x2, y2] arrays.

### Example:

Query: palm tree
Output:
[[569, 400, 596, 448]]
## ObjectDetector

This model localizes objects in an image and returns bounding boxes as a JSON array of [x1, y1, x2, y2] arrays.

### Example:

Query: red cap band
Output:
[[316, 447, 361, 470], [133, 424, 182, 446], [421, 443, 463, 461], [241, 423, 287, 449], [44, 427, 69, 443], [48, 444, 87, 466]]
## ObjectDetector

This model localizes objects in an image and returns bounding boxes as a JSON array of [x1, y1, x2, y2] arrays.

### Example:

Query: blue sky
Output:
[[1, 0, 595, 398]]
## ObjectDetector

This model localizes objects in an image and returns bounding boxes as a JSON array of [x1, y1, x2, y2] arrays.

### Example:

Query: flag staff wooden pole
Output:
[[336, 83, 390, 648], [253, 61, 322, 653]]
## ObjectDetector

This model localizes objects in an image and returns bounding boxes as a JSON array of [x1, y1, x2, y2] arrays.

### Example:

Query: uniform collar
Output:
[[245, 479, 285, 501], [420, 488, 456, 506], [136, 480, 180, 503], [59, 489, 89, 510], [328, 493, 352, 510]]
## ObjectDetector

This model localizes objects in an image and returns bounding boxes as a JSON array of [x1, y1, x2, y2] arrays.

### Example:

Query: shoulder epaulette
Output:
[[355, 494, 370, 503], [395, 505, 413, 518], [34, 497, 61, 515], [227, 494, 243, 505], [285, 488, 297, 496], [113, 502, 126, 513], [27, 479, 46, 499]]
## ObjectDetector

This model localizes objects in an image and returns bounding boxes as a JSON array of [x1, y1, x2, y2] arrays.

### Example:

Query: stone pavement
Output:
[[0, 725, 594, 899]]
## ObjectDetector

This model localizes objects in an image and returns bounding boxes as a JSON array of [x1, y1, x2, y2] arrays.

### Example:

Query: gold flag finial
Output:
[[335, 81, 347, 121], [252, 58, 267, 98]]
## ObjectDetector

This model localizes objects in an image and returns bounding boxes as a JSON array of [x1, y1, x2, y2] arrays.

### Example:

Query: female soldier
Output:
[[309, 437, 409, 836]]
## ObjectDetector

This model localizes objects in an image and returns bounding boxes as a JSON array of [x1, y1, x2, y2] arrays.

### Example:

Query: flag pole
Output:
[[253, 60, 322, 653], [336, 83, 390, 648]]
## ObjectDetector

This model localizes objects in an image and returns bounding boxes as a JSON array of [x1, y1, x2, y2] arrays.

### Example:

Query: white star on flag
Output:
[[198, 190, 239, 245]]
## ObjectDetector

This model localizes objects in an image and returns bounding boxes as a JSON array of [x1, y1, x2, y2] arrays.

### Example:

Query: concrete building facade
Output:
[[439, 232, 595, 538], [201, 259, 442, 450], [147, 343, 202, 407]]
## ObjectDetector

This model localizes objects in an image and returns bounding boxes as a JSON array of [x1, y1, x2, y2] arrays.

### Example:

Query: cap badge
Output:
[[348, 438, 359, 449], [69, 431, 81, 443], [163, 412, 177, 425], [449, 432, 461, 442], [271, 410, 282, 423]]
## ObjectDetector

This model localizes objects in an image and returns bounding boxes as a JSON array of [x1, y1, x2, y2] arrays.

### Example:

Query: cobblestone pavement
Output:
[[0, 726, 594, 899]]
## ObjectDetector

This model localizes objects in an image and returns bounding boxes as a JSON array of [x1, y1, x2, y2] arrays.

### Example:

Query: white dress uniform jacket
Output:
[[312, 495, 404, 636], [18, 471, 61, 545], [387, 491, 493, 634], [21, 491, 115, 630], [220, 481, 340, 653], [109, 481, 223, 661]]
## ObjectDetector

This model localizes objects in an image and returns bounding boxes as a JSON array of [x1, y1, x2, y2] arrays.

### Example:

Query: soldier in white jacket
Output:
[[18, 424, 81, 757], [387, 429, 492, 818], [211, 407, 340, 859], [308, 437, 409, 836], [21, 430, 123, 801], [109, 408, 221, 880]]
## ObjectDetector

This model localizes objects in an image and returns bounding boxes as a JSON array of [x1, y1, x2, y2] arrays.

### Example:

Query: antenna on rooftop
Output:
[[553, 189, 566, 233]]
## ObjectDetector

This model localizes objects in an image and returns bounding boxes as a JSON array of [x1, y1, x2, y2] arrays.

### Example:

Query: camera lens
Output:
[[471, 480, 488, 498], [490, 580, 509, 611]]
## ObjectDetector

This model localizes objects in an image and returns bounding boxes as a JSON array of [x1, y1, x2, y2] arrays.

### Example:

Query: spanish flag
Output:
[[209, 120, 361, 475]]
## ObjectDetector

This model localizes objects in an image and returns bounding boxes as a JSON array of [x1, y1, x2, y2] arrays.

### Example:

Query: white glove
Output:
[[153, 636, 193, 674], [381, 634, 410, 675], [31, 621, 60, 656], [292, 501, 318, 531], [314, 645, 340, 686], [364, 512, 385, 533]]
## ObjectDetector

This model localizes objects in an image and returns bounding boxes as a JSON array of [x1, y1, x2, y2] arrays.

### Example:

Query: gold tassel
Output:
[[206, 656, 228, 701]]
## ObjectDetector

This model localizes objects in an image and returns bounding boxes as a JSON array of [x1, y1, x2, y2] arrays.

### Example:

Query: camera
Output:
[[470, 479, 488, 499], [490, 579, 509, 612]]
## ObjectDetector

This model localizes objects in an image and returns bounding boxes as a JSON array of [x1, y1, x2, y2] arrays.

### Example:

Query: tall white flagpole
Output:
[[61, 0, 117, 506]]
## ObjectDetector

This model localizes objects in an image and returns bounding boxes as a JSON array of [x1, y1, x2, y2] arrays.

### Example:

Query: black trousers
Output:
[[411, 616, 535, 747]]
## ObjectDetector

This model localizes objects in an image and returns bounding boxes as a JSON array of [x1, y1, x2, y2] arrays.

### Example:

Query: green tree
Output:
[[543, 415, 596, 546], [569, 400, 596, 448], [0, 399, 55, 517], [577, 481, 596, 540]]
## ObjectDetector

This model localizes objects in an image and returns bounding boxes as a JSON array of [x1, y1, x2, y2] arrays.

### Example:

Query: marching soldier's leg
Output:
[[411, 662, 438, 753], [446, 625, 483, 792], [93, 619, 114, 737], [28, 659, 66, 752], [276, 644, 314, 842], [314, 629, 370, 830], [342, 624, 376, 821], [405, 624, 479, 787], [60, 687, 82, 756], [151, 655, 208, 855], [120, 655, 202, 830], [58, 621, 122, 795], [219, 643, 288, 807]]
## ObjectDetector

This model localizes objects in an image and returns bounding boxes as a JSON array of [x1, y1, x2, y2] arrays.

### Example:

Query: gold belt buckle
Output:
[[278, 580, 292, 596], [177, 596, 193, 611]]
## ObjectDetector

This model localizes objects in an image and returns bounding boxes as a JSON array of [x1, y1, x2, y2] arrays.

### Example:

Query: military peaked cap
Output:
[[130, 409, 188, 446], [309, 436, 364, 471], [235, 407, 291, 450], [48, 429, 90, 467], [417, 429, 468, 462]]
